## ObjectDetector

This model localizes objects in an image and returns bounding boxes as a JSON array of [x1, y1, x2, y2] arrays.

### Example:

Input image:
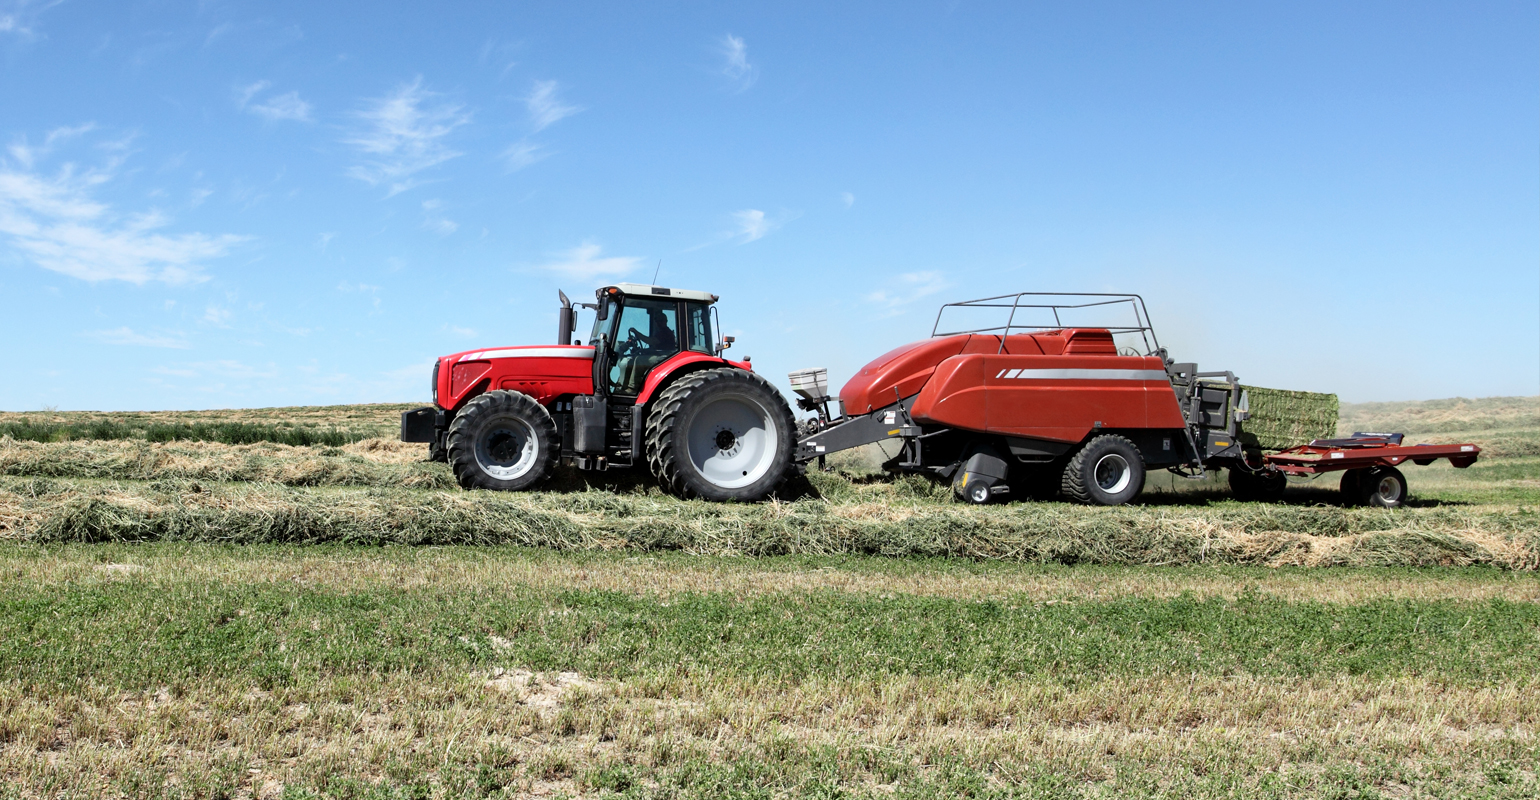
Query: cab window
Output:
[[685, 302, 713, 354], [607, 298, 679, 395]]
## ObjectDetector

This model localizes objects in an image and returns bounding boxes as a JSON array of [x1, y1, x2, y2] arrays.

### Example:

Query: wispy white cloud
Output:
[[531, 242, 640, 281], [501, 140, 547, 172], [718, 34, 757, 92], [153, 360, 278, 380], [203, 305, 232, 327], [7, 123, 94, 169], [865, 271, 950, 313], [0, 140, 246, 284], [86, 327, 190, 349], [343, 77, 470, 196], [0, 0, 63, 38], [840, 192, 855, 209], [732, 209, 774, 242], [421, 198, 457, 235], [525, 80, 581, 131], [239, 83, 313, 122]]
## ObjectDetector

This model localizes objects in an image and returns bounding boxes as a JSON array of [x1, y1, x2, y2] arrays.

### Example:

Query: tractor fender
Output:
[[635, 352, 751, 406]]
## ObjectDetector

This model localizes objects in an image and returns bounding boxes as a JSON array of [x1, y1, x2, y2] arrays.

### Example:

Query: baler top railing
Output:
[[930, 292, 1161, 356]]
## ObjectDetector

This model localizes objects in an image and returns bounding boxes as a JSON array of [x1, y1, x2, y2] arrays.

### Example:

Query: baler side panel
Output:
[[839, 336, 970, 415], [910, 353, 1175, 444], [1146, 381, 1186, 428], [909, 354, 988, 429], [980, 355, 1161, 442]]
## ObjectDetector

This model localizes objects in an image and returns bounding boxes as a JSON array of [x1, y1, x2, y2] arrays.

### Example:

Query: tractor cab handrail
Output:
[[930, 292, 1161, 356]]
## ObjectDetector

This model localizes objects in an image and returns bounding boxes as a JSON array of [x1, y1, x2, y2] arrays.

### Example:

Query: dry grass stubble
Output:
[[3, 672, 1534, 797]]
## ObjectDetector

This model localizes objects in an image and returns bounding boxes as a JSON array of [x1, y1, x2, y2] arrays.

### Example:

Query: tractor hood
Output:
[[436, 345, 596, 411]]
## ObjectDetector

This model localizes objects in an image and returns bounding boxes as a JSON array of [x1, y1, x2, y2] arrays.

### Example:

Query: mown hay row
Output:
[[2, 479, 1534, 569], [0, 420, 371, 447], [0, 438, 453, 490]]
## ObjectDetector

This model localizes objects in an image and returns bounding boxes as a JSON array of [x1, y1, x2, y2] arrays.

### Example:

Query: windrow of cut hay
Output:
[[2, 478, 1534, 569], [1237, 385, 1339, 450], [0, 419, 370, 447], [0, 437, 454, 489]]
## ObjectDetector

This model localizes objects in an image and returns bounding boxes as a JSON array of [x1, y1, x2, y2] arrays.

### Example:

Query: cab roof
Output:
[[604, 283, 719, 304]]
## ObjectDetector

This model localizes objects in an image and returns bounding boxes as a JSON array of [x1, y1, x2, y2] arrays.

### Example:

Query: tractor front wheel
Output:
[[1061, 435, 1146, 506], [447, 391, 559, 491], [645, 368, 795, 501]]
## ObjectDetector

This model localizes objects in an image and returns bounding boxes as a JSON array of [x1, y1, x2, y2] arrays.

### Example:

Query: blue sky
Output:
[[1, 0, 1535, 411]]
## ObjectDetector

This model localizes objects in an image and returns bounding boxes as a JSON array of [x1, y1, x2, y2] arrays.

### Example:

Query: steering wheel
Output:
[[618, 326, 642, 355]]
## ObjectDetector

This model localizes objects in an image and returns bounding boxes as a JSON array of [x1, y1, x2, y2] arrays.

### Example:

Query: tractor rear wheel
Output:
[[1228, 467, 1288, 502], [645, 368, 795, 501], [447, 391, 559, 491], [1061, 434, 1146, 506]]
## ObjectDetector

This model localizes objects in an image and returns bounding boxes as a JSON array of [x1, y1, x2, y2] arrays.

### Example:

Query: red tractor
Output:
[[404, 289, 1477, 507], [402, 283, 797, 502]]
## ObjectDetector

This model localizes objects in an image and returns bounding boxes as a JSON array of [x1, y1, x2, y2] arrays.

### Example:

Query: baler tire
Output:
[[1359, 465, 1407, 509], [644, 367, 795, 501], [446, 391, 558, 492], [1061, 435, 1146, 506], [1228, 467, 1287, 502]]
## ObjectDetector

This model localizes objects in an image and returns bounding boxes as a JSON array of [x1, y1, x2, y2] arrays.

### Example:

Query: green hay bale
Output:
[[1236, 385, 1339, 451]]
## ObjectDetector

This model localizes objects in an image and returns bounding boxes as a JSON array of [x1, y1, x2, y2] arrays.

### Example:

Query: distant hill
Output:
[[1339, 395, 1540, 457]]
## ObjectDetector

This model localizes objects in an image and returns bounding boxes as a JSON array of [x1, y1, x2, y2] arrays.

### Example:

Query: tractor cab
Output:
[[579, 283, 724, 399]]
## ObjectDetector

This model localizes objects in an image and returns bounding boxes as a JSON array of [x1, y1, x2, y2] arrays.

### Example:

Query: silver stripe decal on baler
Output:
[[460, 348, 595, 362], [993, 368, 1168, 381]]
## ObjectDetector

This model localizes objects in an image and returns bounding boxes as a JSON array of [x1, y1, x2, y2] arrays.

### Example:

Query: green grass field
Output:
[[1, 396, 1537, 798]]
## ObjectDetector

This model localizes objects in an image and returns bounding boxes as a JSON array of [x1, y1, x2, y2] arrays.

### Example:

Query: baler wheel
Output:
[[645, 367, 796, 501], [1358, 466, 1407, 509], [446, 390, 558, 492], [1061, 434, 1146, 506]]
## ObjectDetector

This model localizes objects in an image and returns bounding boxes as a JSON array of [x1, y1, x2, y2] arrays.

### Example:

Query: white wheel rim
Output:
[[686, 392, 778, 490], [475, 417, 539, 480], [1375, 476, 1402, 504], [1094, 453, 1131, 494], [970, 483, 990, 503]]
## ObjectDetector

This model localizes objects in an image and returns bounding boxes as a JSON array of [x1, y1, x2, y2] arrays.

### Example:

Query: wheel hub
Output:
[[475, 419, 539, 481], [1094, 453, 1132, 494], [685, 393, 778, 489]]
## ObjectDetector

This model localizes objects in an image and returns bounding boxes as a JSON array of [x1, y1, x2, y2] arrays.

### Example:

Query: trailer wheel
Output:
[[1228, 468, 1287, 502], [1339, 469, 1365, 505], [446, 391, 558, 491], [1358, 466, 1407, 509], [645, 367, 795, 501], [1061, 435, 1146, 506]]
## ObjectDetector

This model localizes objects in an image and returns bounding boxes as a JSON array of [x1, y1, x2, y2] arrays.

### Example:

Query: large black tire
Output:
[[1339, 469, 1365, 505], [1228, 467, 1288, 502], [1358, 465, 1408, 509], [1061, 434, 1146, 506], [446, 391, 559, 491], [645, 368, 796, 501]]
